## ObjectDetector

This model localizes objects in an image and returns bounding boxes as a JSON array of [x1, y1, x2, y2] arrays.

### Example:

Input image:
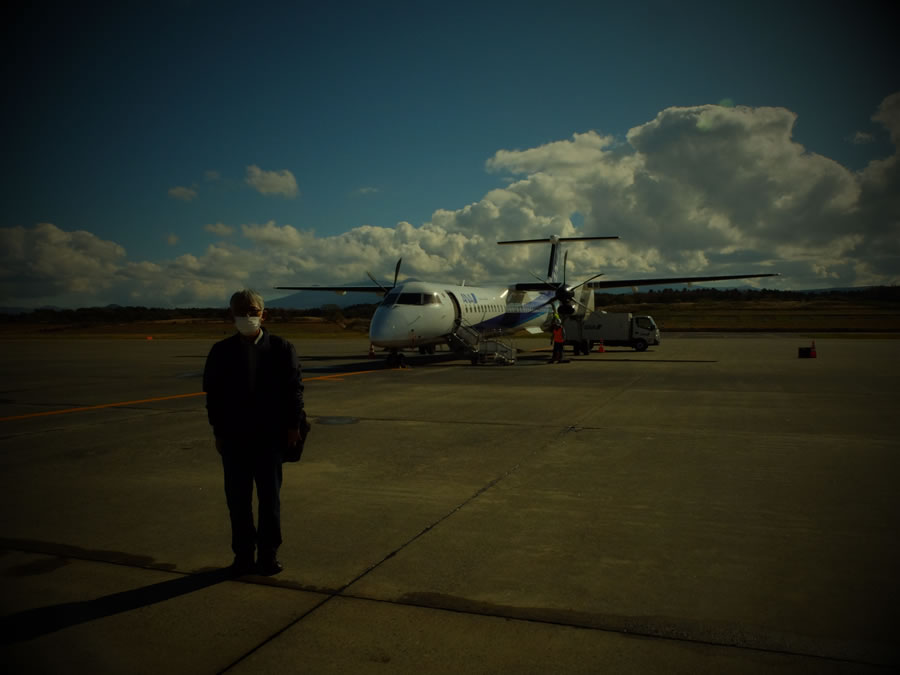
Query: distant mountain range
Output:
[[267, 281, 383, 309]]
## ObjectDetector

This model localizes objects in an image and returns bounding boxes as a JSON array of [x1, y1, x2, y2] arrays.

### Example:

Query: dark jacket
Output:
[[203, 328, 305, 442]]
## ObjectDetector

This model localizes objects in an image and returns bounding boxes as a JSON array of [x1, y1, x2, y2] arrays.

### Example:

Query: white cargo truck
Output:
[[562, 311, 660, 353]]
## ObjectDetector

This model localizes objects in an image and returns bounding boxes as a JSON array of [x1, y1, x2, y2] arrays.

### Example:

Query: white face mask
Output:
[[234, 316, 262, 336]]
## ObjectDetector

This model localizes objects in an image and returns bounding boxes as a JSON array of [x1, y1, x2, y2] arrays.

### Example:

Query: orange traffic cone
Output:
[[596, 339, 605, 353], [798, 340, 817, 358], [368, 343, 375, 358]]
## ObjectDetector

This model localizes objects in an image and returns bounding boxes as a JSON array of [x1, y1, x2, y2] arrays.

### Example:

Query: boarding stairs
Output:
[[447, 323, 516, 365]]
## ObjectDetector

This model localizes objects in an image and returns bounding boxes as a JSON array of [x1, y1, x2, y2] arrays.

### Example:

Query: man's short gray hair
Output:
[[229, 289, 265, 310]]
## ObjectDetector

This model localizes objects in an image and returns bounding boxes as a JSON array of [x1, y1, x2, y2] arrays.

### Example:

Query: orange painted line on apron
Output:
[[305, 368, 400, 382], [0, 368, 401, 421], [0, 392, 205, 422]]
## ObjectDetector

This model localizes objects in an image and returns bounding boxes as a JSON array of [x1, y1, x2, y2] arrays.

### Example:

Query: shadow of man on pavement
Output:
[[1, 567, 234, 644]]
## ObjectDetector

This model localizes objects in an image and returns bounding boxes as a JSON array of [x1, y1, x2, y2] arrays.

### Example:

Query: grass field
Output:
[[0, 316, 368, 340], [604, 299, 900, 333], [1, 299, 898, 339]]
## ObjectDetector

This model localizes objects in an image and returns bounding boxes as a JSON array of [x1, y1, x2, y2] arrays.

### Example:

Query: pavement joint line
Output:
[[220, 423, 582, 673], [341, 592, 892, 671], [325, 416, 567, 429], [0, 541, 199, 578], [219, 469, 528, 672], [2, 544, 893, 670], [0, 541, 343, 600]]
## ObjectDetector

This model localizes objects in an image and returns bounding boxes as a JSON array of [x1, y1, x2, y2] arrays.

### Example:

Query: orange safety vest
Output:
[[552, 326, 564, 343]]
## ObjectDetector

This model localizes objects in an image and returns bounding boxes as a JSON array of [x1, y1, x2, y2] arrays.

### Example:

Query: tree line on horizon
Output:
[[595, 285, 900, 305], [0, 303, 378, 325], [2, 286, 897, 324]]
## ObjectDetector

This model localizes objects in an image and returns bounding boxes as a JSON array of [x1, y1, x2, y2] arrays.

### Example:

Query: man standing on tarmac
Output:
[[203, 289, 306, 575]]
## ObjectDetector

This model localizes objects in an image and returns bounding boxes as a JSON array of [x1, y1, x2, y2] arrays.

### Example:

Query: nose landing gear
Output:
[[386, 350, 405, 368]]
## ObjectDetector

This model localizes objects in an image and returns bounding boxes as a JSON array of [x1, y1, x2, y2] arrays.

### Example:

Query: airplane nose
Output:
[[369, 307, 411, 347], [370, 305, 452, 348]]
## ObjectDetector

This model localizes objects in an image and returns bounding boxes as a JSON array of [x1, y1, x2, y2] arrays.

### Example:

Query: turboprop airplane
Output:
[[275, 236, 777, 365]]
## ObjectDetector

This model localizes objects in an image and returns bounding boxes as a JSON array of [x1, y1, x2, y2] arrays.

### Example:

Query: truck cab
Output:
[[627, 315, 660, 351]]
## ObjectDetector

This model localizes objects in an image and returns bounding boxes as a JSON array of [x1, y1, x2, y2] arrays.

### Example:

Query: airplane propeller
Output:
[[366, 258, 403, 294], [533, 251, 603, 316]]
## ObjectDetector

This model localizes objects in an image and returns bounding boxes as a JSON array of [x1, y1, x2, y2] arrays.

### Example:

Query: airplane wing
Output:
[[585, 273, 779, 290], [274, 285, 387, 296], [510, 272, 778, 292]]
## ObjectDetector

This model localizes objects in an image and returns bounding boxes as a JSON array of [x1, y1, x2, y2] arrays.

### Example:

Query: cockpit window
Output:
[[382, 291, 442, 306]]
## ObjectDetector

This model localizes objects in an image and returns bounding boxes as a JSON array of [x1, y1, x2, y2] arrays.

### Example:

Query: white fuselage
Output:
[[368, 280, 556, 349]]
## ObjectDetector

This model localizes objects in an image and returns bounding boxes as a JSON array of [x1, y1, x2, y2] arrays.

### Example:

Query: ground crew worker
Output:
[[550, 321, 566, 363]]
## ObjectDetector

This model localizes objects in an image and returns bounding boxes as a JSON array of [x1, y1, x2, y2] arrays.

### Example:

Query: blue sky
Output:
[[3, 0, 898, 307]]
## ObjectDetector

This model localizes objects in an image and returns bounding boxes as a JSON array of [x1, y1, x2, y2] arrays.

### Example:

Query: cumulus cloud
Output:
[[872, 92, 900, 145], [168, 185, 198, 201], [470, 99, 897, 286], [0, 223, 126, 303], [245, 165, 299, 198], [624, 105, 862, 245], [3, 94, 898, 307], [204, 222, 234, 236], [0, 223, 276, 307], [241, 221, 308, 249], [849, 131, 874, 144]]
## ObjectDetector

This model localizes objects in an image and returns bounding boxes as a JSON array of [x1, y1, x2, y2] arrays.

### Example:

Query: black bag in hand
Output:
[[283, 418, 311, 463]]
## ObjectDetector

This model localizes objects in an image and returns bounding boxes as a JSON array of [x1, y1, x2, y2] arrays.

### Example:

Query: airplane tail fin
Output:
[[497, 236, 618, 283]]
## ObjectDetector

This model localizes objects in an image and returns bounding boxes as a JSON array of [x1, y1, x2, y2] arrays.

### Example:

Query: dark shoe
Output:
[[229, 555, 255, 575], [256, 555, 283, 576]]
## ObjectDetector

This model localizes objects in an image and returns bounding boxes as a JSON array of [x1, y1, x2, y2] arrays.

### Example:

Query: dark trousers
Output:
[[220, 441, 283, 558], [551, 342, 564, 361]]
